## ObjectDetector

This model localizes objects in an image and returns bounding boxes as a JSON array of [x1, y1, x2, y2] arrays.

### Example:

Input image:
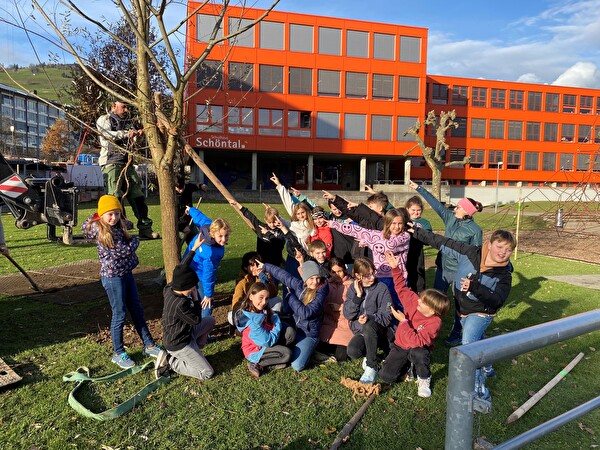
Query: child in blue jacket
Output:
[[183, 206, 231, 318]]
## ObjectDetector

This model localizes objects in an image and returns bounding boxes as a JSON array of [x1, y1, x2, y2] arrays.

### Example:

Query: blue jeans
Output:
[[101, 273, 154, 354], [459, 313, 494, 345], [290, 334, 318, 372], [196, 280, 213, 319]]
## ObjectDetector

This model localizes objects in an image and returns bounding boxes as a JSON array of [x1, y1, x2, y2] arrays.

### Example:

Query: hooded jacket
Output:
[[183, 207, 225, 298], [263, 263, 329, 339], [235, 309, 282, 363], [413, 227, 513, 316], [343, 280, 393, 334]]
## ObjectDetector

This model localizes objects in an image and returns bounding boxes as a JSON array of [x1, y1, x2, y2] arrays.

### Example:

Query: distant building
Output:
[[184, 4, 600, 191], [0, 83, 65, 160]]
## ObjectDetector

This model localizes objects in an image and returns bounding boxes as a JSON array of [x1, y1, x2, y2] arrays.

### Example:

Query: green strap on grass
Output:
[[63, 362, 170, 420]]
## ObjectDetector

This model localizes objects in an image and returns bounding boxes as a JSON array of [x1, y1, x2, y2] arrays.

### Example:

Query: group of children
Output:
[[84, 173, 516, 400]]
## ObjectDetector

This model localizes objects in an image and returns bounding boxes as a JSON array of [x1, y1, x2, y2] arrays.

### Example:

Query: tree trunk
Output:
[[155, 165, 179, 282], [431, 167, 442, 200]]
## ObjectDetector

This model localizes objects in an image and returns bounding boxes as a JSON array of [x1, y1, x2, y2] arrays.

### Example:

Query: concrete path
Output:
[[545, 274, 600, 291]]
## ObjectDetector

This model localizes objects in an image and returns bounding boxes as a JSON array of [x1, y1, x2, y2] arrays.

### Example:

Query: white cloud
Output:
[[552, 61, 600, 87]]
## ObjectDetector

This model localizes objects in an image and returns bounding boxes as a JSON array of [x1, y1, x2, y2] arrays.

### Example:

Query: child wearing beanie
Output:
[[157, 237, 216, 380], [81, 195, 162, 369]]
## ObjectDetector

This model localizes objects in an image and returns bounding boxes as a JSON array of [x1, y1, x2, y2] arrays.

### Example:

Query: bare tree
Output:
[[29, 0, 281, 279], [403, 109, 470, 199]]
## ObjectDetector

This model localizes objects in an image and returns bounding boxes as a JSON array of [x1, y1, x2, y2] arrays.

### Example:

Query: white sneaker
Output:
[[417, 377, 432, 398], [154, 350, 169, 379], [359, 366, 378, 384]]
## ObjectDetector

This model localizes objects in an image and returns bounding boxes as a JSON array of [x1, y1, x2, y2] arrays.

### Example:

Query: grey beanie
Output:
[[301, 261, 321, 282]]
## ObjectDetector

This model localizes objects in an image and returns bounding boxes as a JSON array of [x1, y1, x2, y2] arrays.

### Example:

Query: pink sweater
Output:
[[328, 221, 410, 279]]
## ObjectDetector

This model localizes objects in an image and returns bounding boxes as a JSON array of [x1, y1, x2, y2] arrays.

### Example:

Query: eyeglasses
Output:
[[362, 272, 375, 279]]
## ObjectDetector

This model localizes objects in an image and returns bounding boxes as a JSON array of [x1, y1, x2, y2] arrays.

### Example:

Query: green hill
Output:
[[0, 65, 74, 103]]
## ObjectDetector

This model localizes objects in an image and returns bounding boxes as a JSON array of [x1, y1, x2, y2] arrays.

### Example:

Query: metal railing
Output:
[[445, 309, 600, 449]]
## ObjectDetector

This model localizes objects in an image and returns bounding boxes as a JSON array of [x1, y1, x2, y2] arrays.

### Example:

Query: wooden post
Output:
[[329, 393, 377, 450]]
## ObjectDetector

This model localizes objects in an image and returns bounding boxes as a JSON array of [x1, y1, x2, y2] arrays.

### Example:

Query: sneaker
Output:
[[111, 352, 135, 369], [143, 344, 164, 358], [154, 350, 169, 379], [477, 386, 492, 402], [359, 366, 378, 384], [312, 351, 332, 363], [139, 231, 161, 240], [417, 377, 432, 398], [483, 366, 496, 378], [247, 362, 263, 378], [404, 363, 415, 382], [362, 357, 368, 371]]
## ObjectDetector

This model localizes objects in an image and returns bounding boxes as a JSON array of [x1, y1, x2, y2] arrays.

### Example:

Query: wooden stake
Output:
[[506, 352, 585, 424], [329, 393, 377, 450]]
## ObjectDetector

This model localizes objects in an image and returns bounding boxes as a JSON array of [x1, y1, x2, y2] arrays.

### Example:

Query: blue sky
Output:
[[2, 0, 600, 88]]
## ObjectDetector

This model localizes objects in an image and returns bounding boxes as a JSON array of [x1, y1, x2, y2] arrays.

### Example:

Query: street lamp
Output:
[[495, 161, 503, 213], [9, 125, 15, 156]]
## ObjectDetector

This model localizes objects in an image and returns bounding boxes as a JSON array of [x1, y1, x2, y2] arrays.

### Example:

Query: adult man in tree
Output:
[[97, 100, 159, 239]]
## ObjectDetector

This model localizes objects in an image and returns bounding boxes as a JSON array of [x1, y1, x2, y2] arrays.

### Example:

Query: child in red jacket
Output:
[[378, 251, 450, 398]]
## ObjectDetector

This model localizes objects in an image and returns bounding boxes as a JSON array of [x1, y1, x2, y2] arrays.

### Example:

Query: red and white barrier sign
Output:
[[0, 175, 28, 198]]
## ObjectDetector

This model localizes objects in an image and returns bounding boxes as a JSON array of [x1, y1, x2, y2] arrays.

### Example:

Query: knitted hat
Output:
[[311, 207, 326, 219], [301, 261, 321, 282], [171, 264, 199, 291], [98, 195, 123, 217], [457, 198, 478, 217]]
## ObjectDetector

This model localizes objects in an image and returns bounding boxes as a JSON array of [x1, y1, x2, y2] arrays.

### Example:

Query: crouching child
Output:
[[236, 282, 297, 378], [378, 251, 450, 398], [156, 238, 216, 380]]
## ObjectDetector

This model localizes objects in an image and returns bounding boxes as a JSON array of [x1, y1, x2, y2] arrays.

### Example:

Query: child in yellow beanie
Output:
[[82, 195, 162, 369]]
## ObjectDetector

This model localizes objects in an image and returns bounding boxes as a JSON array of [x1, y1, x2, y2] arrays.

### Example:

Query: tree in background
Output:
[[29, 0, 280, 279], [40, 119, 73, 161], [403, 109, 470, 200]]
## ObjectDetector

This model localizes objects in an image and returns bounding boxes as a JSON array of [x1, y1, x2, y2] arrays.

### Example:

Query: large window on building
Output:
[[197, 14, 223, 43], [508, 121, 522, 140], [597, 97, 600, 114], [452, 117, 467, 137], [560, 153, 573, 171], [469, 149, 485, 168], [488, 150, 503, 166], [397, 116, 417, 142], [316, 112, 340, 138], [398, 76, 419, 101], [452, 85, 468, 105], [524, 152, 539, 170], [346, 72, 368, 98], [318, 27, 341, 55], [542, 152, 556, 171], [489, 120, 505, 139], [509, 90, 523, 109], [371, 115, 392, 141], [374, 33, 395, 60], [450, 148, 467, 165], [288, 110, 311, 137], [289, 67, 312, 95], [471, 87, 487, 107], [578, 124, 592, 143], [259, 65, 283, 93], [228, 17, 252, 47], [561, 124, 575, 142], [470, 118, 486, 138], [580, 96, 593, 114], [372, 74, 393, 100], [431, 84, 448, 104], [228, 62, 253, 91], [507, 151, 521, 169], [399, 36, 421, 62], [258, 108, 283, 136], [593, 154, 600, 172], [491, 89, 506, 108], [543, 123, 558, 142], [344, 114, 366, 139], [228, 107, 254, 134], [346, 30, 369, 57], [526, 122, 540, 141], [563, 94, 576, 113], [595, 125, 600, 144], [196, 104, 223, 133], [576, 154, 590, 171], [545, 93, 559, 112], [318, 70, 340, 96], [527, 91, 542, 111], [196, 60, 222, 89], [290, 24, 313, 52], [260, 21, 284, 50]]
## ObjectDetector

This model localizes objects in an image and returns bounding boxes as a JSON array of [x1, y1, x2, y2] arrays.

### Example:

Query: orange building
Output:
[[185, 3, 600, 191]]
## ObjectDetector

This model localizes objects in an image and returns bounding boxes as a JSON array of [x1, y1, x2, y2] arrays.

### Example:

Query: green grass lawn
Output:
[[0, 201, 599, 449], [0, 66, 73, 103]]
